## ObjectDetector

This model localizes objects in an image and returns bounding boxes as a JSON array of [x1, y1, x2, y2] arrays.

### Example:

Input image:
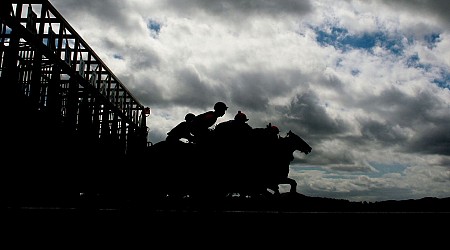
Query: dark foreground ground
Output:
[[5, 191, 450, 223], [4, 192, 449, 247], [5, 191, 450, 213]]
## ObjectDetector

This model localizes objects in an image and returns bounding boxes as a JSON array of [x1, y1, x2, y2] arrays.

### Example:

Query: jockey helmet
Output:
[[185, 113, 195, 122], [214, 101, 228, 111], [234, 111, 249, 122], [270, 125, 279, 134]]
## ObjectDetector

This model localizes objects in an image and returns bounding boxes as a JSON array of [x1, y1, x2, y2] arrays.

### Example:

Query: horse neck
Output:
[[278, 137, 297, 155]]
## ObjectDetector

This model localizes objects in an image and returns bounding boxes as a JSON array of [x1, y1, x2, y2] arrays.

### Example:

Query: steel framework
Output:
[[1, 0, 149, 161]]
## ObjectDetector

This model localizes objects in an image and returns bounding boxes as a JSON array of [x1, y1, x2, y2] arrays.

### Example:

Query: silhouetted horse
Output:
[[218, 128, 312, 196], [144, 127, 312, 199], [263, 129, 312, 193]]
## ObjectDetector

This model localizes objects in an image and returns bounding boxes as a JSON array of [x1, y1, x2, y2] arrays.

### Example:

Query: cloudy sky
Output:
[[48, 0, 450, 202]]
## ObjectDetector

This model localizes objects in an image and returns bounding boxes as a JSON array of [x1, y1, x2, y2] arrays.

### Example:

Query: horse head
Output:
[[285, 130, 312, 155]]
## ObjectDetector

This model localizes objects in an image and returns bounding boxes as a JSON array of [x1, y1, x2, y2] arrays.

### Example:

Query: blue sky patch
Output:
[[147, 19, 161, 36], [433, 69, 450, 89], [113, 54, 124, 60], [4, 27, 12, 34], [314, 26, 404, 55], [313, 26, 448, 90], [406, 53, 432, 71], [351, 69, 360, 76], [367, 163, 407, 178], [424, 33, 440, 49], [406, 54, 449, 89], [406, 53, 420, 68]]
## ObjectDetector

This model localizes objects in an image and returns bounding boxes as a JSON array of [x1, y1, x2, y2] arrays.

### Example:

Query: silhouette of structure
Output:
[[2, 0, 149, 205]]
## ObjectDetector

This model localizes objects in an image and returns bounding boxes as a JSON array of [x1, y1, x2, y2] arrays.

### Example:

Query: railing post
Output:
[[1, 5, 21, 101]]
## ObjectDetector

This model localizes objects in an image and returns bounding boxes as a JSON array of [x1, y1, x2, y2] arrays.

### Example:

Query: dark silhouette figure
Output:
[[230, 123, 284, 195], [214, 110, 253, 143], [166, 113, 196, 143], [213, 111, 253, 189], [253, 123, 280, 142], [190, 101, 228, 144], [255, 129, 309, 194], [145, 123, 312, 199]]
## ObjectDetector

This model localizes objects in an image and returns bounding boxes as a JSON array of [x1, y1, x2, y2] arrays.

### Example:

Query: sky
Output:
[[47, 0, 450, 202]]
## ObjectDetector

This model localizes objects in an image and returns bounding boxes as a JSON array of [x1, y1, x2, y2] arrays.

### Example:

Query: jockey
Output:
[[266, 124, 280, 144], [268, 125, 280, 138], [189, 101, 228, 144], [214, 110, 252, 144], [166, 113, 196, 143], [249, 123, 280, 148]]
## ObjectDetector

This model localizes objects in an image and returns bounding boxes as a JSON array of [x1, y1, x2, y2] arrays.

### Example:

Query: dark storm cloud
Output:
[[229, 80, 271, 112], [358, 86, 450, 155], [359, 119, 408, 145], [160, 0, 313, 18], [229, 69, 304, 112], [301, 185, 416, 202], [360, 87, 445, 128], [379, 0, 450, 27], [285, 91, 350, 136], [124, 66, 224, 109], [171, 67, 227, 108], [407, 123, 450, 156], [304, 147, 356, 166], [437, 157, 450, 168], [100, 37, 161, 70], [120, 74, 166, 105]]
